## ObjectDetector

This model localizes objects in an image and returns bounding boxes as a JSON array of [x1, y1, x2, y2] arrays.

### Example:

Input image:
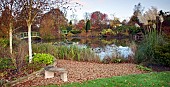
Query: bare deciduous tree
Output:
[[18, 0, 81, 63], [84, 12, 91, 22]]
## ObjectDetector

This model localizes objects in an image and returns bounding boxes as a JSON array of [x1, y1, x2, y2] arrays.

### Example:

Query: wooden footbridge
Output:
[[15, 32, 41, 40]]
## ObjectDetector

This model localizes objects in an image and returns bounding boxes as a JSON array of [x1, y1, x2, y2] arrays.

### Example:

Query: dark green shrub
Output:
[[67, 25, 72, 32], [32, 53, 54, 65], [154, 43, 170, 66], [0, 58, 15, 69], [85, 20, 90, 33], [128, 26, 143, 35], [71, 30, 81, 34], [71, 38, 81, 42]]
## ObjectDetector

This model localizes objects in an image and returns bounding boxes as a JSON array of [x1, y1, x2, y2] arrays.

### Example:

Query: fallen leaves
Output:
[[13, 60, 145, 87]]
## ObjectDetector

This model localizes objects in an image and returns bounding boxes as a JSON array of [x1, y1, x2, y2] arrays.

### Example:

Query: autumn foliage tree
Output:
[[76, 19, 85, 30], [40, 8, 67, 39], [90, 11, 108, 31], [110, 17, 121, 28], [0, 7, 10, 38], [158, 10, 170, 35]]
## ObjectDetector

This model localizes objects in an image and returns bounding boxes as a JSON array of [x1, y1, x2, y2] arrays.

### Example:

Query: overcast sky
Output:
[[66, 0, 170, 22]]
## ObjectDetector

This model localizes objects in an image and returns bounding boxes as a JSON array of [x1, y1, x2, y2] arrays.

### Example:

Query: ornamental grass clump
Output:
[[32, 43, 100, 62], [57, 45, 100, 62], [79, 48, 100, 62], [135, 30, 166, 65], [32, 43, 59, 58]]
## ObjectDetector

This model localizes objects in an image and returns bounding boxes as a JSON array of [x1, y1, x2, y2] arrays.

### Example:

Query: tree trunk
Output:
[[9, 23, 13, 54], [28, 24, 33, 63], [9, 22, 17, 68]]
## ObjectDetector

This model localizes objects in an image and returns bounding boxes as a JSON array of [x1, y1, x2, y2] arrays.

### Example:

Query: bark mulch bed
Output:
[[12, 60, 146, 87]]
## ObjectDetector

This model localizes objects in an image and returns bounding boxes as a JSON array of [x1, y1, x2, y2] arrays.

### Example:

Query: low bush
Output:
[[154, 43, 170, 66], [111, 57, 126, 63], [71, 30, 81, 34], [128, 26, 144, 35], [101, 29, 116, 36], [0, 38, 11, 59], [0, 58, 15, 70], [23, 53, 54, 74], [32, 53, 54, 65], [0, 38, 9, 48], [0, 46, 10, 59], [136, 65, 152, 72]]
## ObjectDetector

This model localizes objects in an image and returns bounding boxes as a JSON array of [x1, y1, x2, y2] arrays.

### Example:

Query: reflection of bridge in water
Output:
[[15, 32, 41, 40]]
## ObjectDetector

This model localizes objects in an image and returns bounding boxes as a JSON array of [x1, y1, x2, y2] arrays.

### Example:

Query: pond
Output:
[[42, 37, 135, 60]]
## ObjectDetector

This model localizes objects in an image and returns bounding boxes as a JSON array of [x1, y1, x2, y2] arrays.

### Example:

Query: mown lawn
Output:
[[43, 71, 170, 87]]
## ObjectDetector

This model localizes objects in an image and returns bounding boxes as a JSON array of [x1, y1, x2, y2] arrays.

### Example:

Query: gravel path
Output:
[[13, 60, 145, 87]]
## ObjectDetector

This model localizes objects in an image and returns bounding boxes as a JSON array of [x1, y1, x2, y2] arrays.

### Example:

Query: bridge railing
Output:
[[15, 32, 41, 39]]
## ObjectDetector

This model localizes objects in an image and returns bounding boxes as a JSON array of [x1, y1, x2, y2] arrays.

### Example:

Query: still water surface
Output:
[[43, 37, 134, 60]]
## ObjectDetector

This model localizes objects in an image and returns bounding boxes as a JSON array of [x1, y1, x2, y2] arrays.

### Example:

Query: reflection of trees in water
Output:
[[71, 38, 81, 42], [43, 37, 132, 48], [101, 38, 117, 45], [70, 37, 131, 48], [80, 38, 104, 48], [100, 38, 130, 47], [114, 38, 130, 46]]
